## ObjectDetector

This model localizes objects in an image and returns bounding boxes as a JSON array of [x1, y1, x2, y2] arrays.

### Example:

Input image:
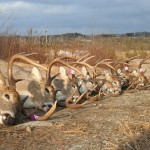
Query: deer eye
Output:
[[5, 94, 10, 100], [113, 81, 117, 85], [45, 88, 49, 94], [139, 77, 143, 81], [90, 81, 94, 84]]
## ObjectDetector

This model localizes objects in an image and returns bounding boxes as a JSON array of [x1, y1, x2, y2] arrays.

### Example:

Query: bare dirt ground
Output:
[[0, 90, 150, 150]]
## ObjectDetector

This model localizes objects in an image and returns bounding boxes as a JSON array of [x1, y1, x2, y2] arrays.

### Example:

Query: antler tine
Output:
[[59, 56, 77, 62], [21, 52, 38, 57], [82, 55, 95, 63], [96, 58, 112, 64], [36, 101, 57, 121], [112, 55, 139, 69], [100, 59, 112, 62], [116, 61, 134, 67], [66, 89, 88, 109], [112, 58, 122, 67], [16, 52, 38, 56], [77, 53, 91, 62], [71, 61, 97, 77], [102, 59, 113, 64], [113, 55, 140, 67], [95, 61, 115, 71], [138, 55, 150, 69], [112, 55, 140, 69], [8, 54, 48, 89], [75, 83, 99, 104], [17, 52, 26, 55], [72, 55, 95, 70], [125, 55, 140, 63], [113, 58, 131, 68], [46, 60, 83, 86]]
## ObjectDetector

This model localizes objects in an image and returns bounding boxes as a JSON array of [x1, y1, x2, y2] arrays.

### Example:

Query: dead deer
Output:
[[129, 56, 150, 90], [99, 70, 122, 96], [6, 53, 56, 113], [0, 53, 58, 124], [43, 58, 89, 108], [0, 70, 26, 125], [89, 58, 122, 97], [113, 55, 140, 90]]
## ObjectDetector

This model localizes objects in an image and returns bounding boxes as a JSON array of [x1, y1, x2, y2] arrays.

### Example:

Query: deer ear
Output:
[[81, 66, 87, 76], [0, 71, 7, 89], [117, 69, 122, 75], [59, 66, 68, 80], [132, 69, 138, 75], [31, 67, 43, 82], [103, 70, 110, 77]]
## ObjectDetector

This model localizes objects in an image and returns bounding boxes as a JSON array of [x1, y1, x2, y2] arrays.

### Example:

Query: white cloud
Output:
[[0, 1, 76, 17], [0, 0, 150, 34], [1, 1, 33, 12]]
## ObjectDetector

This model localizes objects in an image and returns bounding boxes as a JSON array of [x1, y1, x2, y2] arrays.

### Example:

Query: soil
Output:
[[0, 90, 150, 150]]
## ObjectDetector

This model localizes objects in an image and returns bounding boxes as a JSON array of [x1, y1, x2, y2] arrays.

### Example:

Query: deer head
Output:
[[112, 56, 140, 90], [0, 69, 26, 125], [99, 70, 122, 96], [130, 56, 150, 89]]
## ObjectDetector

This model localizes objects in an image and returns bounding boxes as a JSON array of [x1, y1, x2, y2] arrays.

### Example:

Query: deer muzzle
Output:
[[1, 113, 15, 126]]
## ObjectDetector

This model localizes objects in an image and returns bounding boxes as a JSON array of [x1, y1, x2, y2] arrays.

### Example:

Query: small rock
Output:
[[98, 104, 102, 107], [26, 126, 32, 132], [139, 115, 145, 117], [68, 145, 83, 150]]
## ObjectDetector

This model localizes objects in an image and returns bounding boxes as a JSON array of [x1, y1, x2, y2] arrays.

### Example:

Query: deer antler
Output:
[[71, 61, 97, 77], [94, 60, 115, 77], [95, 60, 115, 70], [36, 101, 57, 121], [125, 55, 140, 63], [66, 88, 88, 109], [77, 53, 91, 62], [113, 55, 140, 69], [59, 56, 77, 62], [138, 55, 150, 69], [8, 53, 48, 89], [80, 55, 95, 63], [46, 59, 83, 86]]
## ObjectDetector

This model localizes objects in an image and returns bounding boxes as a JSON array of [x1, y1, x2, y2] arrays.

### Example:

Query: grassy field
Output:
[[0, 34, 150, 64]]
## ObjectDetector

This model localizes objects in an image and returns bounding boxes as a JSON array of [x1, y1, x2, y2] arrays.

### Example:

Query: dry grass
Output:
[[118, 121, 150, 150], [0, 34, 150, 64]]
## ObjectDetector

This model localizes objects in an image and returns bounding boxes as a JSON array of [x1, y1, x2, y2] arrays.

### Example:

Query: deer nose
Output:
[[2, 113, 15, 126], [115, 89, 122, 95]]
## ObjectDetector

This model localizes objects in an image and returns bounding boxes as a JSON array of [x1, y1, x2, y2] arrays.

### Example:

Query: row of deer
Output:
[[0, 53, 150, 126]]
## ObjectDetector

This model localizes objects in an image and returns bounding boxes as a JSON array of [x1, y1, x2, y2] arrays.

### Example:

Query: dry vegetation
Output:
[[0, 33, 150, 63]]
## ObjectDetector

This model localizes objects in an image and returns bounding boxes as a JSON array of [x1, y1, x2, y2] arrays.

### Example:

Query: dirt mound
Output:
[[0, 90, 150, 150]]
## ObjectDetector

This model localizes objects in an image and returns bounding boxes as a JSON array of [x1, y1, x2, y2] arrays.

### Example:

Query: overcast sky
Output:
[[0, 0, 150, 35]]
